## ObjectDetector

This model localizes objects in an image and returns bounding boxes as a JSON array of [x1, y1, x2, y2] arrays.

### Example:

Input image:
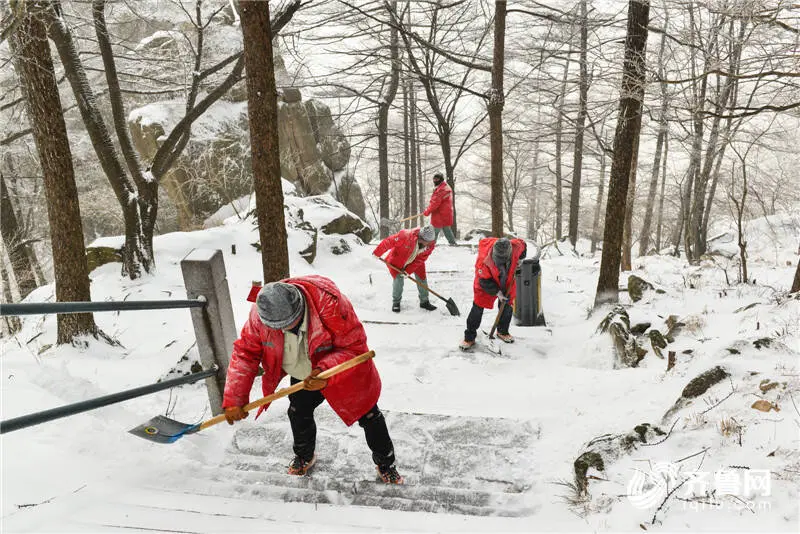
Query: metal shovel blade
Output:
[[445, 298, 460, 316], [129, 415, 200, 444]]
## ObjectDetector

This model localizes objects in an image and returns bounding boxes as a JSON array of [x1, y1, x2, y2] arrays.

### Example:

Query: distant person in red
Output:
[[423, 173, 457, 245], [460, 237, 527, 351], [222, 275, 403, 484], [373, 225, 438, 313]]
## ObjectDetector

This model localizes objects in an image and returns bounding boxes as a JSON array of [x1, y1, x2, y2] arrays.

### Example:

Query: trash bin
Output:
[[514, 248, 546, 327]]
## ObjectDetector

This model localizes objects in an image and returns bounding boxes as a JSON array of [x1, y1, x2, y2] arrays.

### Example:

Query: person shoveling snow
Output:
[[222, 275, 404, 484]]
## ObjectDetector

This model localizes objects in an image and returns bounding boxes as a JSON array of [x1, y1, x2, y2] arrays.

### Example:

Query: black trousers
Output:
[[464, 301, 513, 342], [287, 377, 396, 466]]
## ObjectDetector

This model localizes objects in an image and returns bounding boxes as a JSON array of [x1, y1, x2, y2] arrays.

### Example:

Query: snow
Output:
[[128, 99, 248, 143], [2, 206, 799, 532]]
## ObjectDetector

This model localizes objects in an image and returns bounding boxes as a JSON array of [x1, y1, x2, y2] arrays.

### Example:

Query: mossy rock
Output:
[[574, 451, 604, 495], [631, 322, 651, 336], [627, 274, 655, 302], [598, 306, 648, 368], [321, 213, 372, 243], [86, 246, 123, 273], [753, 337, 773, 350], [296, 222, 318, 264], [330, 238, 351, 255], [681, 366, 729, 399], [648, 330, 668, 358]]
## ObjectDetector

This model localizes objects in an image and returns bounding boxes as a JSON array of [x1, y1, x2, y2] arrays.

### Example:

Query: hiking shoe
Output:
[[459, 340, 475, 351], [377, 464, 405, 485], [419, 301, 437, 311], [496, 333, 515, 343], [288, 454, 316, 476], [391, 303, 400, 313]]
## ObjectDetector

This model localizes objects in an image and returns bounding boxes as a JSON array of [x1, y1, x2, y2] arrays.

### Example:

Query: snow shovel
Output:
[[129, 351, 375, 444], [377, 257, 460, 316], [485, 301, 507, 355]]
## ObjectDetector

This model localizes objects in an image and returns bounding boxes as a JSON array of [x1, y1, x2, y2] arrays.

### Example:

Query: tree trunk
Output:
[[791, 259, 800, 293], [594, 0, 650, 308], [655, 132, 668, 251], [0, 172, 38, 298], [527, 139, 540, 241], [416, 105, 424, 220], [568, 0, 589, 248], [378, 0, 401, 238], [402, 77, 410, 227], [639, 19, 668, 257], [555, 59, 569, 240], [11, 2, 100, 344], [590, 150, 607, 254], [621, 131, 640, 271], [0, 258, 21, 334], [489, 0, 506, 237], [409, 80, 418, 220], [240, 1, 289, 283]]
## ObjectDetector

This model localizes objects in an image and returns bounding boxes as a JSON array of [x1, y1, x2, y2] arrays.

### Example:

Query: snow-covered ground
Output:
[[2, 204, 798, 532]]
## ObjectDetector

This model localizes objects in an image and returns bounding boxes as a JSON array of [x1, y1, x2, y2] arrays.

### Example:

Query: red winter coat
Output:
[[373, 228, 436, 280], [473, 237, 527, 309], [423, 181, 454, 228], [222, 275, 379, 426]]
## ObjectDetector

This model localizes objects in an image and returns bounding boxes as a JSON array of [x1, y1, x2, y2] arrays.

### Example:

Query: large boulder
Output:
[[332, 173, 366, 220], [277, 98, 332, 194], [305, 100, 351, 172]]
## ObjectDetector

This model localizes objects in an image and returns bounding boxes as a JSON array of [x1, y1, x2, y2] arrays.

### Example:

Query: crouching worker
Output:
[[460, 237, 527, 351], [373, 225, 437, 313], [222, 275, 403, 484]]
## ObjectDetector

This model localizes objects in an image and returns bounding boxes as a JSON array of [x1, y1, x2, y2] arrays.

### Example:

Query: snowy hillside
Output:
[[2, 205, 799, 532]]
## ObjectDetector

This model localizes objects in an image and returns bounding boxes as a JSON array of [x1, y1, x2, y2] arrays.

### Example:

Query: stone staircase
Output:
[[166, 410, 541, 517]]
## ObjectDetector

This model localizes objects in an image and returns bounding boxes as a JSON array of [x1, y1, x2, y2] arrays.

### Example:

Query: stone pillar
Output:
[[180, 249, 237, 415]]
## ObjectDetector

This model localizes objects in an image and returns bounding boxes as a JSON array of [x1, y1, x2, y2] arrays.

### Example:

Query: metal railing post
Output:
[[180, 249, 237, 415]]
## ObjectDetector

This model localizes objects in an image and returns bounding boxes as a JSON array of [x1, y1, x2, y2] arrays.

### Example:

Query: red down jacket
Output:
[[222, 275, 379, 426], [473, 237, 527, 309], [423, 181, 454, 228], [373, 227, 436, 280]]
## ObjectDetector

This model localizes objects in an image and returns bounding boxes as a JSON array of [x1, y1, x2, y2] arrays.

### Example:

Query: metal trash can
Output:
[[514, 247, 546, 327]]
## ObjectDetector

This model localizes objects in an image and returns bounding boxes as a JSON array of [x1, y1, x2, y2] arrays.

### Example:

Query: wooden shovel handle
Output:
[[377, 257, 448, 302], [198, 351, 375, 431], [398, 213, 423, 223], [488, 301, 507, 339]]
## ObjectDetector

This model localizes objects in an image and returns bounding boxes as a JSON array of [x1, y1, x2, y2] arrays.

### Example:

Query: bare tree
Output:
[[377, 0, 401, 238], [791, 260, 800, 294], [594, 0, 650, 308], [568, 0, 589, 248], [10, 1, 102, 344], [240, 0, 289, 283], [489, 0, 507, 237], [0, 172, 38, 298]]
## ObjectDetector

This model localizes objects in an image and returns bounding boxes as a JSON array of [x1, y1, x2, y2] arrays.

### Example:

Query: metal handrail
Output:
[[0, 298, 206, 317], [0, 367, 218, 434]]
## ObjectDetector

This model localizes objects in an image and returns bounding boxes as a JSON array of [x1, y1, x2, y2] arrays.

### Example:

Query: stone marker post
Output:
[[181, 249, 237, 415]]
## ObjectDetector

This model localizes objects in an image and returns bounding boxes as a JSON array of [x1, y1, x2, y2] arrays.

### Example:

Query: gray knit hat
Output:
[[256, 282, 304, 330], [492, 237, 512, 265], [419, 225, 435, 243]]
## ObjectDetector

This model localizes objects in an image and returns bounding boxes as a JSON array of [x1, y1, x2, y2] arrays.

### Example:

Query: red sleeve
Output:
[[222, 307, 263, 408], [424, 187, 444, 216], [372, 233, 395, 257]]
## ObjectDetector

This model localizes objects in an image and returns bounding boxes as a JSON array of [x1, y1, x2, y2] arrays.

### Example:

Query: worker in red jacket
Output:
[[222, 275, 403, 484], [373, 225, 437, 313], [460, 237, 527, 351], [423, 173, 457, 245]]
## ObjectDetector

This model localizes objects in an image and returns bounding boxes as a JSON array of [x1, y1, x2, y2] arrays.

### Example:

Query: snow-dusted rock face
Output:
[[127, 30, 367, 228]]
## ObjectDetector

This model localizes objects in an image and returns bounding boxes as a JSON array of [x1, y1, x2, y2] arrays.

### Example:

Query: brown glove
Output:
[[224, 406, 248, 425], [303, 368, 328, 391]]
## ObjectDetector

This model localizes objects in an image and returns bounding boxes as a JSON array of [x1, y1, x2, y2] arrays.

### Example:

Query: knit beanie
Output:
[[256, 282, 304, 330], [419, 225, 435, 243], [492, 237, 512, 265]]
